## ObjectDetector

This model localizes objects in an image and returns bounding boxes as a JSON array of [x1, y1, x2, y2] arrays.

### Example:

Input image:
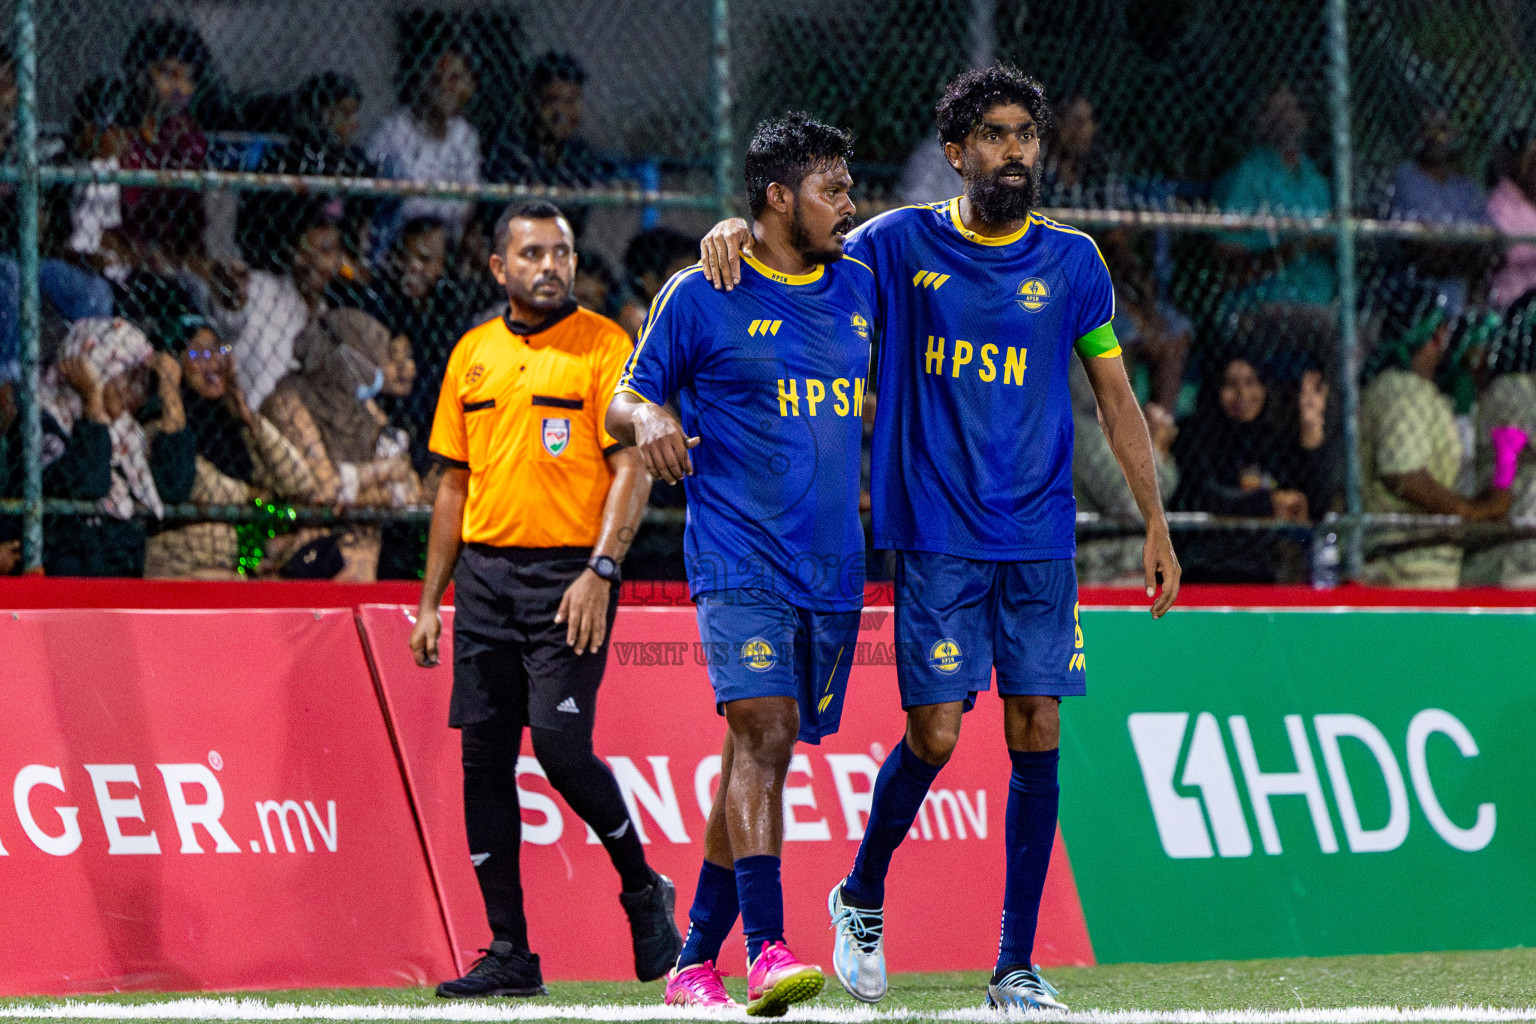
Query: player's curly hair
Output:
[[744, 112, 855, 218], [935, 63, 1052, 147]]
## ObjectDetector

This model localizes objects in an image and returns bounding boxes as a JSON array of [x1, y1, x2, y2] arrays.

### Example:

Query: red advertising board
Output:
[[0, 608, 455, 994], [359, 603, 1094, 982]]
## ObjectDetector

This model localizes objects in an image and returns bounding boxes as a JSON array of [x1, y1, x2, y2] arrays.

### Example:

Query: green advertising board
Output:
[[1061, 609, 1536, 963]]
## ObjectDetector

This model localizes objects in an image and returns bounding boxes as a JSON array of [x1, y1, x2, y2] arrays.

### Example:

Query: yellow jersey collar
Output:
[[742, 251, 825, 286], [946, 196, 1033, 247]]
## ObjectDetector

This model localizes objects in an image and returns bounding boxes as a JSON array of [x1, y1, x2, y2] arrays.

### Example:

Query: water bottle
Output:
[[1311, 528, 1341, 589]]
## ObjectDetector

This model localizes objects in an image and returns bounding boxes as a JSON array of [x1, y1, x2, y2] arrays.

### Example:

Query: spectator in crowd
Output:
[[261, 309, 421, 581], [138, 287, 316, 579], [1215, 86, 1336, 361], [485, 52, 608, 235], [1463, 292, 1536, 586], [264, 72, 379, 285], [574, 249, 621, 319], [1040, 93, 1122, 208], [1486, 127, 1536, 310], [1099, 228, 1191, 410], [65, 75, 132, 266], [37, 318, 193, 576], [1359, 284, 1509, 587], [367, 32, 480, 246], [1388, 108, 1492, 315], [617, 226, 699, 339], [355, 216, 480, 460], [1171, 353, 1333, 581], [217, 198, 344, 412], [1071, 356, 1179, 584], [119, 19, 210, 255]]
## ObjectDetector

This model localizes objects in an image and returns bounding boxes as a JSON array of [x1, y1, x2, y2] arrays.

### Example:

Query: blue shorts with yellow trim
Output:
[[894, 552, 1085, 709], [695, 589, 860, 744]]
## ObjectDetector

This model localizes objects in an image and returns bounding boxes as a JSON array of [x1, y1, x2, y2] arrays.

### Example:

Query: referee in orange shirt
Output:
[[411, 202, 681, 998]]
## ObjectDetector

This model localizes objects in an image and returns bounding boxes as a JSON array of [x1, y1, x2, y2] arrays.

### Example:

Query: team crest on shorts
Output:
[[929, 638, 964, 674], [541, 417, 571, 456], [740, 637, 778, 672], [1016, 277, 1051, 312]]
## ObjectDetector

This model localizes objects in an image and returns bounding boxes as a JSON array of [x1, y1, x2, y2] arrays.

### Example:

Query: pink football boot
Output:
[[664, 960, 739, 1009], [745, 941, 824, 1016]]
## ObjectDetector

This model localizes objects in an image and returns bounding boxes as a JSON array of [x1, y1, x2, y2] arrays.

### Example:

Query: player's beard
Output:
[[964, 159, 1041, 225], [789, 204, 855, 265]]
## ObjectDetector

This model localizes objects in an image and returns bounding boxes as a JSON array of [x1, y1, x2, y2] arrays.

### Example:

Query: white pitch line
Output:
[[0, 1001, 1533, 1024]]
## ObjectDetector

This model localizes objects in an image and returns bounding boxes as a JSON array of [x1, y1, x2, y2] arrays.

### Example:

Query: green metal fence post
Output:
[[711, 0, 733, 220], [13, 0, 42, 571], [1326, 0, 1362, 579]]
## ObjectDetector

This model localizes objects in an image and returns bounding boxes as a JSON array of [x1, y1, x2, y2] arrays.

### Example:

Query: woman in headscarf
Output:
[[262, 308, 420, 580], [142, 302, 317, 578], [1463, 291, 1536, 586], [1170, 352, 1333, 581], [1359, 283, 1509, 587], [38, 316, 193, 575]]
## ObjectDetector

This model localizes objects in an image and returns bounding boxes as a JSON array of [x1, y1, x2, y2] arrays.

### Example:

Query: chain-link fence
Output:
[[2, 0, 1534, 585]]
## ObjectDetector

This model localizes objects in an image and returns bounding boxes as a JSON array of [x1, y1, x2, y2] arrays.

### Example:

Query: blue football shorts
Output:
[[694, 588, 861, 744], [893, 551, 1086, 710]]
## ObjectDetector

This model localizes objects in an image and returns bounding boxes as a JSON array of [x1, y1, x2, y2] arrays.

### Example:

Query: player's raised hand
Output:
[[632, 401, 699, 484], [1145, 521, 1181, 618], [700, 218, 752, 291]]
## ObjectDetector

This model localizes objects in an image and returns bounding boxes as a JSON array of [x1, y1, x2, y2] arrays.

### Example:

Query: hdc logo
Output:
[[1128, 710, 1495, 859]]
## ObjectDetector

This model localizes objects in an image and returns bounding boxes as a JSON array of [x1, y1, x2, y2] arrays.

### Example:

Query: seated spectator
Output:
[[1487, 127, 1536, 309], [216, 198, 343, 412], [1040, 94, 1123, 209], [1071, 356, 1179, 584], [261, 309, 421, 581], [263, 72, 379, 285], [119, 20, 210, 256], [618, 226, 700, 340], [139, 290, 316, 579], [1099, 228, 1191, 410], [65, 75, 132, 265], [574, 249, 621, 319], [1463, 292, 1536, 586], [354, 216, 480, 454], [1171, 353, 1333, 581], [1210, 85, 1333, 310], [1389, 108, 1492, 315], [366, 32, 480, 246], [485, 52, 608, 235], [1359, 284, 1509, 587], [37, 318, 193, 576]]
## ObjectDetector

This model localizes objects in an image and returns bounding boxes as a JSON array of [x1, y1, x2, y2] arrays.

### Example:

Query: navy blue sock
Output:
[[843, 739, 943, 907], [734, 854, 784, 963], [996, 748, 1060, 975], [677, 860, 739, 969]]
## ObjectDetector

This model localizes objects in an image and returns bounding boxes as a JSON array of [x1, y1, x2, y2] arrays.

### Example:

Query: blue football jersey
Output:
[[848, 198, 1121, 560], [617, 254, 877, 612]]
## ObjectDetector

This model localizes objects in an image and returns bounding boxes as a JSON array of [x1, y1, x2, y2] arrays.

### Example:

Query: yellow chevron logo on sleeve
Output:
[[748, 319, 783, 336], [911, 270, 951, 290]]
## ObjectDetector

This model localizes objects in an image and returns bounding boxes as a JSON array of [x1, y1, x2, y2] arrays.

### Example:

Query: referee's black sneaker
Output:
[[435, 942, 547, 998], [619, 870, 683, 982]]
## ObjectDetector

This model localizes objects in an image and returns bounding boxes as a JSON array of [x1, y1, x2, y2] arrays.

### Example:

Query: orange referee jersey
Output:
[[429, 302, 633, 549]]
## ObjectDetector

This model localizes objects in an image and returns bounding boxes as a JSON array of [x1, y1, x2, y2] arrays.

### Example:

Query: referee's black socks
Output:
[[530, 725, 654, 893]]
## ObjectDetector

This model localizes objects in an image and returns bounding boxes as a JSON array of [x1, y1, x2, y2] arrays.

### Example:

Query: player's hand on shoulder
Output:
[[700, 218, 752, 291], [410, 606, 442, 668], [632, 402, 700, 485], [1145, 521, 1181, 619]]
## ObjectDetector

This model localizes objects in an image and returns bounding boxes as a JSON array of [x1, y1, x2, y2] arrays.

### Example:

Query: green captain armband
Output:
[[1075, 322, 1122, 359]]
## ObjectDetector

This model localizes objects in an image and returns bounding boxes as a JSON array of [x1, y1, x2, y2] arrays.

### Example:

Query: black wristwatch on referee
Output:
[[587, 554, 622, 585]]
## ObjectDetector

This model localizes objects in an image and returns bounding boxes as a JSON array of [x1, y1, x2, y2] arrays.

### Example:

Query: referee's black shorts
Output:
[[449, 544, 619, 733]]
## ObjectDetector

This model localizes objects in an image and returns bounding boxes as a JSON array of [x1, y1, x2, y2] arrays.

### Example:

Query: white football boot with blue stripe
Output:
[[986, 964, 1066, 1012], [827, 881, 887, 1002]]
